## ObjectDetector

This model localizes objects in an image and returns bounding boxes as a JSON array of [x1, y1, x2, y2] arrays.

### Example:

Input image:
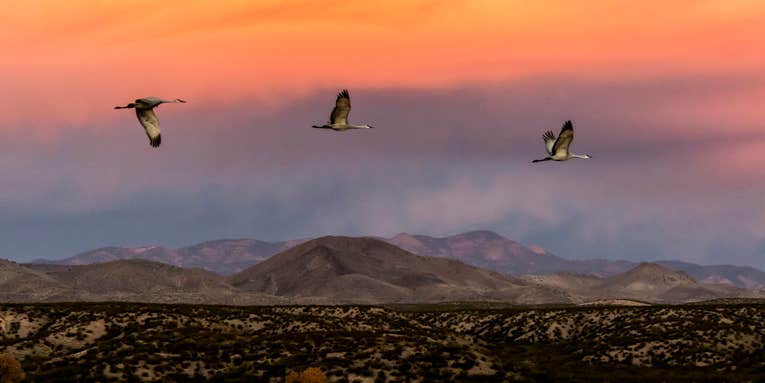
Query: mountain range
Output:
[[32, 238, 308, 275], [30, 230, 765, 289], [3, 236, 764, 305], [386, 231, 765, 289]]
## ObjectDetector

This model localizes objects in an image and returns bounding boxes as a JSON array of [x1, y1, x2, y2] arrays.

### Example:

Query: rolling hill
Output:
[[10, 260, 282, 305], [524, 263, 761, 303], [229, 236, 569, 304]]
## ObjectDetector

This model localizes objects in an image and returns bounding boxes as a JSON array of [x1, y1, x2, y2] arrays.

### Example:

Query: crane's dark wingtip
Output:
[[562, 120, 573, 130], [149, 135, 161, 148], [338, 89, 350, 99]]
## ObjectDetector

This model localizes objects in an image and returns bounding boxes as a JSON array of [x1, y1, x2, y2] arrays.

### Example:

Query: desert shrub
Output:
[[454, 356, 476, 370], [285, 367, 328, 383], [0, 353, 26, 383], [285, 370, 301, 382], [374, 370, 387, 383]]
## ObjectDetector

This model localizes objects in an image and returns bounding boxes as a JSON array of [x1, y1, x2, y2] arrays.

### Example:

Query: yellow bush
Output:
[[285, 371, 300, 382], [0, 353, 25, 383], [285, 367, 328, 383]]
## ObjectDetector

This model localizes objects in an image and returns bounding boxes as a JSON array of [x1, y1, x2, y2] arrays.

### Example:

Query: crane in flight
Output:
[[115, 97, 186, 148], [533, 120, 592, 163], [312, 89, 374, 131]]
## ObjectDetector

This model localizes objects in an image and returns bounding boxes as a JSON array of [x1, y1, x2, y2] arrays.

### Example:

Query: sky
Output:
[[1, 1, 764, 267]]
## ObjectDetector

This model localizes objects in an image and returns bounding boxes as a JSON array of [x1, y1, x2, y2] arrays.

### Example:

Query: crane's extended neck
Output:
[[161, 98, 186, 104]]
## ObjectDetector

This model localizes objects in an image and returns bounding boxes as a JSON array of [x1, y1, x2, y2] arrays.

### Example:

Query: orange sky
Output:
[[1, 0, 764, 133]]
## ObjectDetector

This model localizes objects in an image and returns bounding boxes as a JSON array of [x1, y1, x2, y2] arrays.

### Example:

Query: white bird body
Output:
[[115, 97, 186, 148], [312, 89, 374, 131], [533, 120, 592, 163]]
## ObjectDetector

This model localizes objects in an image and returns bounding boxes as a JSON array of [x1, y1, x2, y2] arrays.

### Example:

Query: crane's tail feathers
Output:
[[149, 135, 161, 148]]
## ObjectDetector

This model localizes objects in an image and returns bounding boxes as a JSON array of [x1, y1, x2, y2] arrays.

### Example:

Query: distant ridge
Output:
[[3, 240, 764, 304], [387, 231, 578, 275], [32, 238, 308, 275], [27, 231, 765, 288]]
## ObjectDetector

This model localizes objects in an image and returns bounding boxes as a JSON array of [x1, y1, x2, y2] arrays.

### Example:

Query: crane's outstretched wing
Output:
[[542, 130, 556, 155], [329, 89, 351, 125], [136, 108, 161, 148], [552, 120, 574, 156]]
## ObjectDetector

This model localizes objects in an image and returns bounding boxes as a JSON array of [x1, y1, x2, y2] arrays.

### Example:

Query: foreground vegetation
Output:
[[1, 302, 764, 382]]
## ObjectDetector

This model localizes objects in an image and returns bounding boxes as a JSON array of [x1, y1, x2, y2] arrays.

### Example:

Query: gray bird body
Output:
[[312, 89, 374, 131], [115, 97, 186, 148]]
